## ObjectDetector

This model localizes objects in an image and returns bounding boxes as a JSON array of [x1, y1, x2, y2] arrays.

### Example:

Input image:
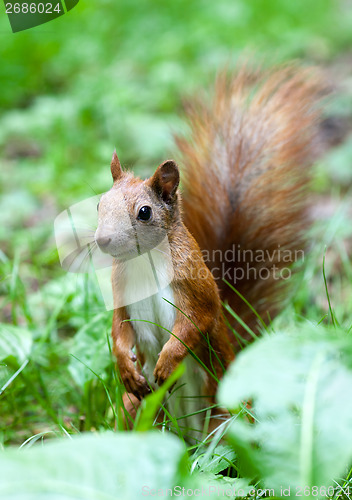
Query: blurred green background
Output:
[[0, 0, 352, 445]]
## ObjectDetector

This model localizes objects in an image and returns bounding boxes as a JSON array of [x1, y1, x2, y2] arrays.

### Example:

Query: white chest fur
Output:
[[126, 285, 176, 366], [123, 251, 207, 440], [122, 248, 176, 365]]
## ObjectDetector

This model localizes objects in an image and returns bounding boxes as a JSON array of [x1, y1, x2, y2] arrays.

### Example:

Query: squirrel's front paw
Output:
[[153, 351, 179, 387], [119, 362, 150, 400]]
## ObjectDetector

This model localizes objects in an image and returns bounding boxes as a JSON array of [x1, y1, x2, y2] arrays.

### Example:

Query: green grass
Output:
[[1, 0, 352, 495]]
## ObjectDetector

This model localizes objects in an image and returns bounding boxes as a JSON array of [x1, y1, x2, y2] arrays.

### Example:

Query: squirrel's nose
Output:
[[96, 235, 112, 249]]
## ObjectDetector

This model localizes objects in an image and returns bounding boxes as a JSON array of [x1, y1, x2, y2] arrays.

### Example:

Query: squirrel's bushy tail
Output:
[[177, 64, 325, 340]]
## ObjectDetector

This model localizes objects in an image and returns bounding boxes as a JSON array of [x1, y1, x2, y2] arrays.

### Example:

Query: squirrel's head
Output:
[[95, 151, 180, 260]]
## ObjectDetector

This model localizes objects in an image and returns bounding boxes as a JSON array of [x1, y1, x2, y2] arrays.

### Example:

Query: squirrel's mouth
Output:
[[111, 247, 149, 262], [95, 234, 143, 261]]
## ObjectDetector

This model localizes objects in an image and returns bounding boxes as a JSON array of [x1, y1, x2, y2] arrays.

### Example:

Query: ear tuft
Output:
[[149, 160, 180, 203], [111, 150, 122, 181]]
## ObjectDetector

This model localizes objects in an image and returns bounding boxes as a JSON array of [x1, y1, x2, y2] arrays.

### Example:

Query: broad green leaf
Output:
[[0, 324, 32, 363], [0, 432, 187, 500], [218, 326, 352, 492], [190, 473, 252, 499], [68, 313, 111, 386], [192, 444, 237, 475]]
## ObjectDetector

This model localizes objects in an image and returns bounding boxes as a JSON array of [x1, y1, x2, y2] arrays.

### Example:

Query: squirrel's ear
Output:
[[148, 160, 180, 203], [111, 150, 122, 181]]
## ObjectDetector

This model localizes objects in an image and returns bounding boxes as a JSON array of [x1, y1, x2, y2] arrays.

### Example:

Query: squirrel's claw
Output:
[[168, 382, 176, 394], [153, 359, 175, 388], [122, 370, 150, 400]]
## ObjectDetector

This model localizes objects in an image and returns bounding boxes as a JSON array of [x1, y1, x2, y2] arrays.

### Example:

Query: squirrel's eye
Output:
[[137, 206, 152, 221]]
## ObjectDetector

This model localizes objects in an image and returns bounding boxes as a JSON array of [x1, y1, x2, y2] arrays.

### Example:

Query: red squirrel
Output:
[[95, 64, 323, 436]]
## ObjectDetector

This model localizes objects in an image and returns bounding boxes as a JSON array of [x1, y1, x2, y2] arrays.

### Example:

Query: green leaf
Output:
[[0, 432, 187, 499], [0, 324, 32, 363], [189, 470, 252, 499], [218, 326, 352, 491], [193, 444, 237, 475], [68, 314, 111, 386]]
